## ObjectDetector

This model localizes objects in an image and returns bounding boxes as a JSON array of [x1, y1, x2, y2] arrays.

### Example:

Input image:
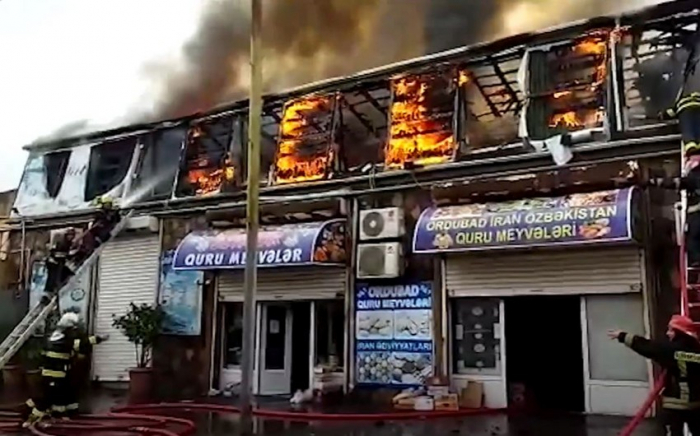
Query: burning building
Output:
[[385, 71, 458, 169], [273, 95, 338, 185]]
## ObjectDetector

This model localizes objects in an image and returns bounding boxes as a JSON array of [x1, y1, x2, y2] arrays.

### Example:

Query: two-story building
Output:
[[2, 0, 695, 415]]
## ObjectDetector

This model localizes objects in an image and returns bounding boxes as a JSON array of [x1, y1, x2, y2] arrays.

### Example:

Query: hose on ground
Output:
[[618, 370, 666, 436]]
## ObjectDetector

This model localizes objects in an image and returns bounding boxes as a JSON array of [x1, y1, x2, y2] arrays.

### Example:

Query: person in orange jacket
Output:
[[609, 315, 700, 436]]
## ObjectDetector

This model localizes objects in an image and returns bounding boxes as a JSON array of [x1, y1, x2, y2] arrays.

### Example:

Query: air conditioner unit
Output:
[[356, 242, 403, 279], [125, 215, 159, 233], [359, 207, 405, 241]]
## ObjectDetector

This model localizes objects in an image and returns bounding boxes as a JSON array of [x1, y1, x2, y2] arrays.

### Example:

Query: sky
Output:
[[0, 0, 204, 192]]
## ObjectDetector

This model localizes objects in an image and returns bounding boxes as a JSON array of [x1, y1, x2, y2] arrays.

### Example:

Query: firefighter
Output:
[[41, 229, 77, 305], [659, 29, 700, 153], [608, 315, 700, 436], [89, 195, 120, 247], [66, 196, 121, 271], [22, 312, 108, 426]]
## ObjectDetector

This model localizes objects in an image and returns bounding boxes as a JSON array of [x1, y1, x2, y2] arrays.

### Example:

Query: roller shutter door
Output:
[[93, 235, 160, 382], [446, 246, 643, 297], [218, 267, 346, 301]]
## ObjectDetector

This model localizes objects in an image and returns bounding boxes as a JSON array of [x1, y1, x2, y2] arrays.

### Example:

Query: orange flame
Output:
[[385, 75, 456, 169], [186, 156, 235, 196], [274, 96, 333, 185], [549, 109, 603, 130]]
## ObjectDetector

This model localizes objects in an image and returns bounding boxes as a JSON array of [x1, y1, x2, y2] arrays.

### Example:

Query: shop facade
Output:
[[172, 219, 348, 396], [412, 188, 653, 416]]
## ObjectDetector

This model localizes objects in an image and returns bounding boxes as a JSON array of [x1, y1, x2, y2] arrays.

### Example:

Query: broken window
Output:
[[524, 30, 611, 141], [620, 15, 695, 129], [174, 115, 236, 198], [459, 52, 524, 157], [337, 84, 390, 173], [43, 150, 71, 198], [272, 94, 338, 185], [85, 137, 137, 202], [385, 70, 458, 169], [132, 127, 186, 201]]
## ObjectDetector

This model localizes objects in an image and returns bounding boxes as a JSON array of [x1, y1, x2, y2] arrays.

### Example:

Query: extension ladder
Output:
[[0, 210, 133, 369], [677, 150, 700, 326]]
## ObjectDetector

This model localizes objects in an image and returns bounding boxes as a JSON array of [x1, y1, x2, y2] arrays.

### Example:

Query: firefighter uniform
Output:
[[23, 313, 106, 425], [613, 315, 700, 436], [660, 31, 700, 154], [67, 197, 120, 271], [43, 230, 76, 303]]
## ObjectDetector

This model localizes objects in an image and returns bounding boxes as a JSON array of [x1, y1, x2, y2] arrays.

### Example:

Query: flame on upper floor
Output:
[[385, 73, 457, 169], [274, 95, 335, 185]]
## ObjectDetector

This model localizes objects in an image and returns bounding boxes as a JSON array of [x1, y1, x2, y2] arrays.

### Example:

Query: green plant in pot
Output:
[[112, 303, 164, 404]]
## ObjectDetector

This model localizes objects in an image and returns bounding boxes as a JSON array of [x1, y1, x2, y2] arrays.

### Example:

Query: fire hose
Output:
[[0, 411, 196, 436], [0, 372, 667, 435], [618, 370, 667, 436]]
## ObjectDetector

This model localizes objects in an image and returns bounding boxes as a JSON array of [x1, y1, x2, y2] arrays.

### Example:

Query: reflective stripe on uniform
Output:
[[662, 396, 700, 410], [26, 399, 35, 408], [43, 351, 71, 360], [66, 403, 79, 411], [688, 204, 700, 214], [675, 351, 700, 363], [74, 339, 81, 352], [41, 369, 66, 378], [51, 405, 66, 412], [89, 336, 97, 345]]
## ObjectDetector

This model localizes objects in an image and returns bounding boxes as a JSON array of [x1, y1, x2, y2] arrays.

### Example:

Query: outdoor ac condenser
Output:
[[356, 242, 403, 279], [358, 207, 405, 241]]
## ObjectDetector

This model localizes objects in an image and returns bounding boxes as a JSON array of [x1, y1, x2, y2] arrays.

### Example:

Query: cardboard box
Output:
[[414, 396, 434, 411], [459, 381, 484, 409], [394, 398, 416, 409], [427, 385, 450, 398], [434, 394, 459, 411]]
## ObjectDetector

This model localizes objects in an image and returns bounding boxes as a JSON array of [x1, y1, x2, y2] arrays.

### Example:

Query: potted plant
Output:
[[112, 303, 164, 404]]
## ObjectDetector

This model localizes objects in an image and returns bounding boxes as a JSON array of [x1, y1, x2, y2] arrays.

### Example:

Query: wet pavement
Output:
[[0, 388, 663, 435]]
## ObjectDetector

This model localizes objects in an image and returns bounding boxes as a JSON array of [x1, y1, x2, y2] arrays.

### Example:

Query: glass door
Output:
[[259, 303, 292, 395]]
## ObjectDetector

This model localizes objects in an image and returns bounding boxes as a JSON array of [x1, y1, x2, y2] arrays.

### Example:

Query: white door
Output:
[[259, 303, 292, 395], [450, 298, 507, 408]]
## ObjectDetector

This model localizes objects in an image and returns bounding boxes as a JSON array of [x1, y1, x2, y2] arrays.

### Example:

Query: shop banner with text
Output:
[[355, 281, 434, 387], [413, 188, 634, 253], [173, 219, 346, 270], [160, 250, 203, 335]]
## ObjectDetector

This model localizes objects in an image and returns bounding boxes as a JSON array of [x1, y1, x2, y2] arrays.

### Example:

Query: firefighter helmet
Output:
[[669, 314, 698, 340], [92, 196, 114, 210], [57, 312, 80, 329]]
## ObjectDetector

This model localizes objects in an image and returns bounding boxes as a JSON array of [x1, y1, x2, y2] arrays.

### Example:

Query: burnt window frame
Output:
[[42, 149, 72, 198], [84, 137, 137, 202], [132, 126, 188, 201], [523, 30, 613, 142], [383, 68, 460, 170], [174, 113, 237, 198], [270, 93, 340, 186]]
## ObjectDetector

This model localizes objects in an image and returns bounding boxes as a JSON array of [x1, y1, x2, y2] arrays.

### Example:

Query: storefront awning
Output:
[[412, 188, 636, 254], [173, 219, 347, 271]]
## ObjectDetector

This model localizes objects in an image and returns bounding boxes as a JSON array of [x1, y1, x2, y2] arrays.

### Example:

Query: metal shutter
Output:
[[93, 235, 160, 382], [218, 267, 346, 301], [446, 246, 643, 297]]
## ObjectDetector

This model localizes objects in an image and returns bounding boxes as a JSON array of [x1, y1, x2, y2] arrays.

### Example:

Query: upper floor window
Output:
[[524, 30, 611, 141], [43, 150, 71, 198], [175, 115, 235, 198], [85, 137, 136, 201], [385, 70, 459, 169]]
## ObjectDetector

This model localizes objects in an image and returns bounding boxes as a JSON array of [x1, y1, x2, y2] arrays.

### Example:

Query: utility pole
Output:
[[240, 0, 262, 433]]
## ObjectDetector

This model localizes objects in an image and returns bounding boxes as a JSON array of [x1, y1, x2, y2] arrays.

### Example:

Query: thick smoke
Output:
[[143, 0, 667, 121]]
